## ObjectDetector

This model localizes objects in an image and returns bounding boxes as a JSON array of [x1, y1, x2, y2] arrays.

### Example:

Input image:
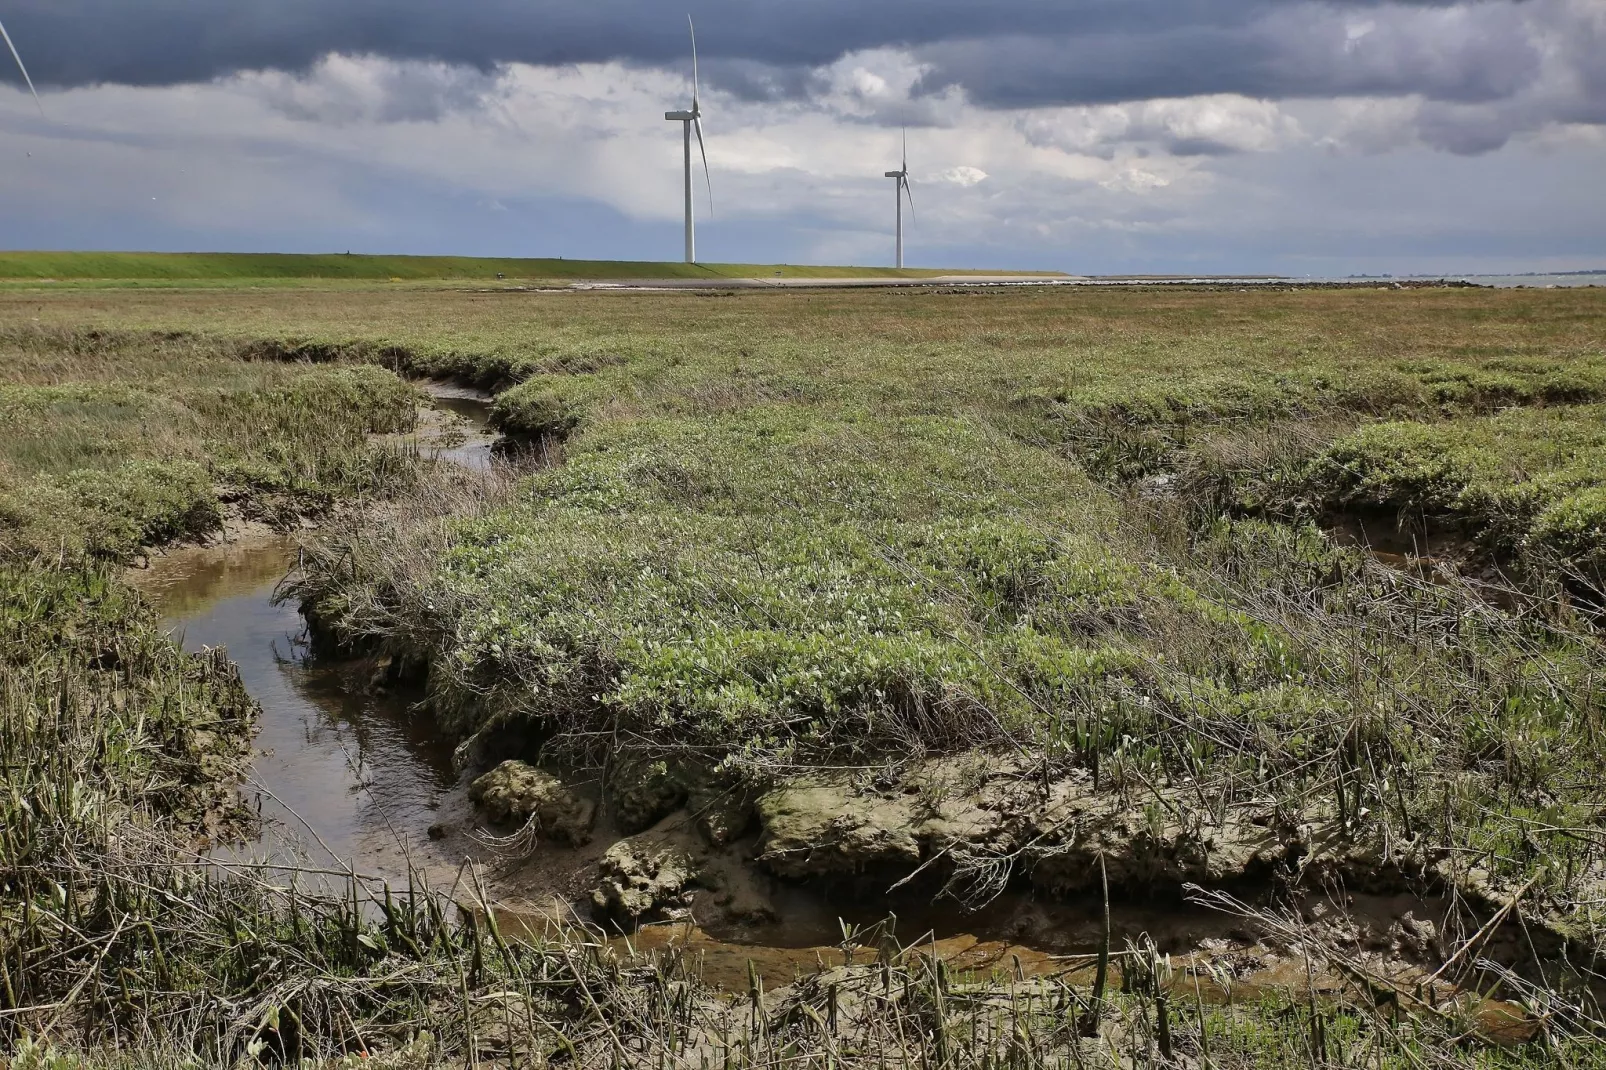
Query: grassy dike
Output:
[[0, 250, 1060, 285], [3, 283, 1606, 1066]]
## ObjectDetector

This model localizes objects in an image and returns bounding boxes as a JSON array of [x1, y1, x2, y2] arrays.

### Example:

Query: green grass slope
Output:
[[0, 250, 1061, 283]]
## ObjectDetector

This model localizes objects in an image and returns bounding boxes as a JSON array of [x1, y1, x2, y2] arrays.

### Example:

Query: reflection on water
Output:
[[422, 382, 498, 472], [143, 537, 464, 877], [132, 384, 502, 882]]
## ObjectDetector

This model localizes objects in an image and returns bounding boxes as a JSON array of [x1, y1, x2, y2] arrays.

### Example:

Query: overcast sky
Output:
[[0, 0, 1601, 274]]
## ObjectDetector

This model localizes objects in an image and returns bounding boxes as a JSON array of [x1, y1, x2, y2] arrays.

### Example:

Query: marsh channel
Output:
[[121, 384, 1527, 1031]]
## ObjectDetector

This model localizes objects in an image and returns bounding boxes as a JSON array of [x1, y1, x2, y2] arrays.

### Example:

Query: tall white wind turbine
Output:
[[664, 15, 713, 264], [0, 14, 43, 115], [884, 130, 914, 269]]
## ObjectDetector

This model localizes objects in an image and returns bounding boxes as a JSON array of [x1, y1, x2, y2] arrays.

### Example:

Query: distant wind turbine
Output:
[[663, 15, 713, 264], [0, 15, 42, 115], [884, 130, 914, 269]]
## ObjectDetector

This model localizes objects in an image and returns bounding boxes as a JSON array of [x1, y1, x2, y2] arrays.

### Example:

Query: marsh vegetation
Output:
[[3, 283, 1605, 1067]]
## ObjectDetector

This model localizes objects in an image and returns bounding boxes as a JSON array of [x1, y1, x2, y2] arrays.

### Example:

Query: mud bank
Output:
[[127, 501, 1498, 1004], [139, 529, 1559, 1023], [123, 385, 1570, 1033]]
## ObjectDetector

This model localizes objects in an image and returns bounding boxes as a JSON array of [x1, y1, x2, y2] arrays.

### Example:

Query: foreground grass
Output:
[[3, 567, 1597, 1064], [3, 284, 1606, 1064]]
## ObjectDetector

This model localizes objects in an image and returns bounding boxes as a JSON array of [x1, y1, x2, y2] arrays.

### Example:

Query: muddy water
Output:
[[132, 386, 500, 888], [140, 535, 464, 878], [419, 381, 500, 472], [126, 388, 1534, 1033]]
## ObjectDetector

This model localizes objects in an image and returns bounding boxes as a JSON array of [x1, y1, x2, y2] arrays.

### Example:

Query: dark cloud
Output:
[[0, 0, 1512, 102], [2, 0, 1600, 156], [913, 5, 1541, 108]]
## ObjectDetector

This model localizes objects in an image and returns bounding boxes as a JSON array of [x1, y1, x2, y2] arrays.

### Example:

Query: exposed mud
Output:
[[140, 547, 1551, 1040], [120, 386, 1555, 1041], [494, 886, 1536, 1044], [1326, 512, 1487, 580]]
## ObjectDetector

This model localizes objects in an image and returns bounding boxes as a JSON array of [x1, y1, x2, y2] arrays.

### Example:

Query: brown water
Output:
[[132, 387, 500, 889], [420, 381, 499, 472], [141, 536, 462, 878], [123, 389, 1537, 1033]]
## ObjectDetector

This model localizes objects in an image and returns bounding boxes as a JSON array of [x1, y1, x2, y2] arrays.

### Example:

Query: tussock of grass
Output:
[[0, 331, 421, 560], [1037, 357, 1606, 484], [1296, 406, 1606, 573], [0, 563, 256, 856]]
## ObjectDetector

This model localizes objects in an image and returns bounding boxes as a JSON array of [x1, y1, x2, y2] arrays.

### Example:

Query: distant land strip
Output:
[[0, 250, 1067, 282]]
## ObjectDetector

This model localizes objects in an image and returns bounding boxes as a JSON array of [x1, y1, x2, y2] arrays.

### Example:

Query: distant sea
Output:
[[1328, 272, 1606, 288], [1077, 273, 1606, 288], [1457, 273, 1606, 288]]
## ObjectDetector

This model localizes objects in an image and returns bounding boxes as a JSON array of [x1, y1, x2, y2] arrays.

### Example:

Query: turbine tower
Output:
[[884, 130, 914, 269], [0, 15, 43, 115], [664, 16, 712, 264]]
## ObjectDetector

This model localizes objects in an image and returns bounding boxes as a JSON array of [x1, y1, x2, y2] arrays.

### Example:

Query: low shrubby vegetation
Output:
[[294, 402, 1606, 929], [3, 283, 1606, 1065], [1031, 355, 1606, 479], [1298, 406, 1606, 571], [0, 328, 418, 559]]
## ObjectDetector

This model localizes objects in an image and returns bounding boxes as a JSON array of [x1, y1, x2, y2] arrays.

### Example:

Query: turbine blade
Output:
[[688, 14, 700, 110], [902, 126, 907, 172], [694, 115, 713, 218], [902, 175, 915, 223], [0, 17, 42, 116]]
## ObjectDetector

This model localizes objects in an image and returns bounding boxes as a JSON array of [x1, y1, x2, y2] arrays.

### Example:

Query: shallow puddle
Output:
[[419, 380, 499, 471]]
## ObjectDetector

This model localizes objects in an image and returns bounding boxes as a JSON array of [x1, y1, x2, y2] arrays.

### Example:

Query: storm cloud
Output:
[[0, 0, 1599, 273], [0, 2, 1572, 100]]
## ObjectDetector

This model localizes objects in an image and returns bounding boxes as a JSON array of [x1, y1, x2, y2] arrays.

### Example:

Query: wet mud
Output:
[[122, 386, 1546, 1039]]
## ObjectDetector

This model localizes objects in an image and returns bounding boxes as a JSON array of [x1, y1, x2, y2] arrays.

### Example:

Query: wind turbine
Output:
[[884, 130, 914, 269], [0, 15, 43, 115], [664, 15, 712, 264]]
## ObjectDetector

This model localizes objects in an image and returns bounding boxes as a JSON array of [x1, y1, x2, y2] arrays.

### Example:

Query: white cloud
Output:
[[0, 30, 1601, 274], [1100, 168, 1171, 193], [1019, 95, 1302, 158], [1136, 96, 1303, 155], [934, 166, 987, 186]]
